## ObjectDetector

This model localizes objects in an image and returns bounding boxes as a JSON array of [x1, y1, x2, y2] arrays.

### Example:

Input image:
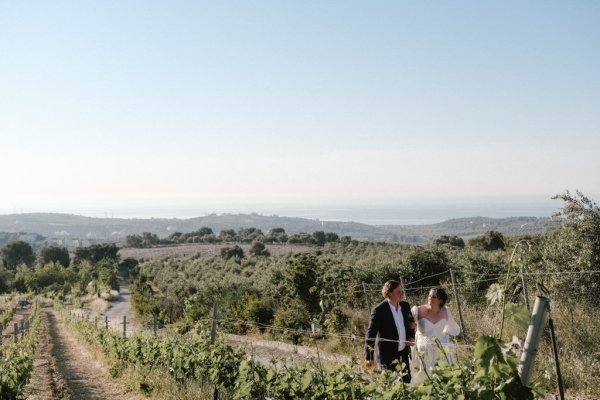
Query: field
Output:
[[119, 242, 316, 260]]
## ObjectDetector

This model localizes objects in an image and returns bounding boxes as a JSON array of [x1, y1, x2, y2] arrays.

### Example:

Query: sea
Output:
[[2, 200, 560, 226]]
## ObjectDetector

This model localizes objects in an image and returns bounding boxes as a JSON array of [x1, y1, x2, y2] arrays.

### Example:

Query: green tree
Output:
[[237, 227, 264, 243], [220, 245, 245, 260], [249, 241, 270, 257], [273, 299, 311, 344], [125, 234, 144, 248], [402, 246, 450, 286], [19, 262, 78, 294], [219, 229, 236, 242], [434, 235, 465, 248], [142, 232, 159, 247], [0, 265, 13, 292], [38, 245, 70, 267], [287, 232, 315, 244], [74, 243, 119, 264], [325, 232, 339, 243], [97, 257, 119, 291], [265, 228, 287, 243], [284, 254, 321, 315], [119, 257, 139, 278], [542, 190, 600, 303], [312, 231, 327, 246], [1, 240, 35, 270], [196, 227, 214, 236], [468, 230, 506, 251]]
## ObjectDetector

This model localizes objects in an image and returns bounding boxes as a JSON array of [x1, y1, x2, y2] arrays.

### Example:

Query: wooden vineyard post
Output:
[[362, 282, 372, 315], [450, 269, 466, 341], [211, 303, 219, 400]]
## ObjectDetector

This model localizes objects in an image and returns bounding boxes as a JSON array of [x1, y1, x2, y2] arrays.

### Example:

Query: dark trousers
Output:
[[381, 348, 411, 383]]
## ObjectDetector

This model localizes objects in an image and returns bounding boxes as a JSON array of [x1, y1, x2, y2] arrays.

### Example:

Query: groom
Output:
[[365, 280, 415, 383]]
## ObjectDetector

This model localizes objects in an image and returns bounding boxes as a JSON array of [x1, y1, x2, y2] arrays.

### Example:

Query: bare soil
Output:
[[24, 310, 70, 400], [25, 309, 143, 400]]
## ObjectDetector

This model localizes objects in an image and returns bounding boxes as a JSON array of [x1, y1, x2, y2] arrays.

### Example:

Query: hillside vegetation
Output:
[[0, 212, 557, 244]]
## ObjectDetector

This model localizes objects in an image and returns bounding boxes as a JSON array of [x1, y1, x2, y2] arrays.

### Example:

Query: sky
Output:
[[1, 1, 599, 218]]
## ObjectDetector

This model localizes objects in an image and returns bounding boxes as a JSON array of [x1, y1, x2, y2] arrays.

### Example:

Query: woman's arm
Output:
[[443, 307, 461, 336]]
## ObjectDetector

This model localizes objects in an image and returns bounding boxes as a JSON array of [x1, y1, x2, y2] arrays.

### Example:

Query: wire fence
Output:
[[62, 268, 600, 397], [66, 268, 600, 349]]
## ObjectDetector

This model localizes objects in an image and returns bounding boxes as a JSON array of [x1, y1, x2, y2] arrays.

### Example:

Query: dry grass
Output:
[[532, 302, 600, 397], [88, 297, 110, 315], [100, 290, 120, 301], [119, 363, 221, 400]]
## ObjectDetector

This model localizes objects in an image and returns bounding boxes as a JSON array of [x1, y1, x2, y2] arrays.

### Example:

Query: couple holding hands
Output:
[[365, 280, 460, 384]]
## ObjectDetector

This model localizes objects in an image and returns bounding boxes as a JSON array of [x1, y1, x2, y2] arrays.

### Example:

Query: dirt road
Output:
[[24, 309, 142, 400], [104, 278, 145, 335]]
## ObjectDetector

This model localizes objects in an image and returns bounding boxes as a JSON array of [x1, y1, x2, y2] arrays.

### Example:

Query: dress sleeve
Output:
[[443, 307, 461, 336], [411, 305, 419, 322]]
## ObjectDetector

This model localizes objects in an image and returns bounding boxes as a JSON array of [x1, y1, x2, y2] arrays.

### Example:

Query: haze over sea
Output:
[[1, 199, 560, 226]]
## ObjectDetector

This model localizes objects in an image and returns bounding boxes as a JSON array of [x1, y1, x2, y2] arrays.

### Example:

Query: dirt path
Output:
[[24, 310, 70, 400], [104, 277, 146, 335], [26, 308, 142, 400]]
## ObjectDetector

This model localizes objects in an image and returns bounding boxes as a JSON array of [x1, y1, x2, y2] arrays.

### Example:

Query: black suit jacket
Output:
[[365, 299, 415, 365]]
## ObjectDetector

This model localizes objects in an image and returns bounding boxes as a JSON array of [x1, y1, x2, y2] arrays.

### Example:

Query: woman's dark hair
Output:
[[430, 287, 448, 307]]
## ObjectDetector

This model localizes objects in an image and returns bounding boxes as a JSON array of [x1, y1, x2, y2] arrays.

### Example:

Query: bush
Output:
[[468, 230, 506, 251], [324, 307, 349, 333], [249, 241, 270, 257], [231, 292, 274, 334], [273, 300, 311, 344]]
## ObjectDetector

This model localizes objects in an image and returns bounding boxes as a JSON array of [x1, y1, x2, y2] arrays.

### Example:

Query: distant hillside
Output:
[[0, 213, 558, 244]]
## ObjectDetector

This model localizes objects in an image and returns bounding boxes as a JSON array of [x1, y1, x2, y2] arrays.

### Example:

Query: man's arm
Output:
[[365, 305, 381, 361]]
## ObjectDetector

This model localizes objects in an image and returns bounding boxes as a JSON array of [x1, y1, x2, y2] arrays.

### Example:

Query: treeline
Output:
[[124, 227, 349, 248], [0, 231, 46, 248], [0, 242, 128, 295]]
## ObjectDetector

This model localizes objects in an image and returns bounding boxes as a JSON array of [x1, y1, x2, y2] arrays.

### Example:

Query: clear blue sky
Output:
[[1, 1, 599, 214]]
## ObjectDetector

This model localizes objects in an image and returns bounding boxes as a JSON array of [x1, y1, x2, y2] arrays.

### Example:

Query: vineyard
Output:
[[59, 303, 539, 400], [0, 302, 39, 399], [0, 192, 598, 398]]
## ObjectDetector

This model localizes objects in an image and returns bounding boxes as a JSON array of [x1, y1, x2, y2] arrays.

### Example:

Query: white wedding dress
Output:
[[410, 305, 461, 384]]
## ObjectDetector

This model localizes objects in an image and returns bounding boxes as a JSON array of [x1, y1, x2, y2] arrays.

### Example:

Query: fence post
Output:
[[21, 320, 24, 339], [123, 316, 127, 338], [0, 323, 3, 346], [521, 264, 531, 311], [105, 315, 109, 330], [95, 317, 98, 328], [14, 323, 18, 342], [362, 282, 372, 314], [519, 296, 550, 387], [547, 316, 565, 400], [211, 303, 218, 344], [211, 303, 219, 400], [449, 269, 466, 341]]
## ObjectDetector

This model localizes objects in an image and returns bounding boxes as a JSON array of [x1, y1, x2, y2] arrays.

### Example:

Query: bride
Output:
[[410, 287, 461, 384]]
